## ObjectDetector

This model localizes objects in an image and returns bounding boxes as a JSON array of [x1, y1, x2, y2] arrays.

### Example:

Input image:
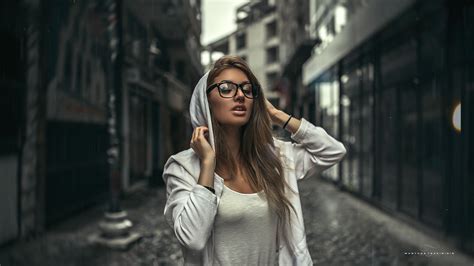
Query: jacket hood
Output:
[[189, 70, 216, 151], [161, 70, 215, 183]]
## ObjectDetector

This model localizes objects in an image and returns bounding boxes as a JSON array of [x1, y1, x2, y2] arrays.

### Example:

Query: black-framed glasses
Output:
[[206, 80, 259, 99]]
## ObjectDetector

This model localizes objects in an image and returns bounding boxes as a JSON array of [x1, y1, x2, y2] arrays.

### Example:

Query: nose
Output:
[[234, 86, 245, 100]]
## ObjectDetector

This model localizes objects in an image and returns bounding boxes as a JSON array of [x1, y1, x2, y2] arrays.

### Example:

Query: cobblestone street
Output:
[[1, 176, 473, 266]]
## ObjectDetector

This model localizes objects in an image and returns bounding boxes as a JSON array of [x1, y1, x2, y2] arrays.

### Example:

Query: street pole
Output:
[[89, 0, 141, 249], [106, 0, 121, 214]]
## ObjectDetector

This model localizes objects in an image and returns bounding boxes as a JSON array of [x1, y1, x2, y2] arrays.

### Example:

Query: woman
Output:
[[162, 55, 346, 265]]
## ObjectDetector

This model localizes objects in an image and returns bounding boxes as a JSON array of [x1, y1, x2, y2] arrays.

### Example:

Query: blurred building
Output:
[[121, 0, 203, 188], [205, 0, 322, 126], [301, 0, 473, 255], [205, 0, 281, 106], [0, 0, 202, 245], [277, 0, 320, 120]]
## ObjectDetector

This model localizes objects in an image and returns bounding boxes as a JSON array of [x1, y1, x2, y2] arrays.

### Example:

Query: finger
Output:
[[194, 128, 200, 142], [199, 127, 206, 141], [198, 127, 204, 142], [192, 128, 199, 142], [200, 127, 208, 138]]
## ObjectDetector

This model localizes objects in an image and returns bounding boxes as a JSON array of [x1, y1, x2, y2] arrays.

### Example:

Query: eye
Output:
[[218, 83, 234, 94], [242, 83, 253, 94]]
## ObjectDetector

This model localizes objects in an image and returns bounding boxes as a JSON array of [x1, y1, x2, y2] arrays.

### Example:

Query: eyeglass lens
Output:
[[218, 82, 254, 98]]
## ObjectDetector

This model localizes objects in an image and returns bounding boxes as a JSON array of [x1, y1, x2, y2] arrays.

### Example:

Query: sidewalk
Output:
[[1, 176, 473, 266], [0, 187, 183, 266], [299, 176, 474, 266]]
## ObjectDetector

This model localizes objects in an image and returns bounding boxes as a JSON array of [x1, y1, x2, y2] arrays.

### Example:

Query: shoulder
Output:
[[163, 148, 201, 182], [164, 148, 198, 169], [171, 148, 196, 162]]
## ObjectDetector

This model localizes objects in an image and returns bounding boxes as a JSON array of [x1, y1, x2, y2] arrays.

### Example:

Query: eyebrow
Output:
[[220, 79, 251, 84]]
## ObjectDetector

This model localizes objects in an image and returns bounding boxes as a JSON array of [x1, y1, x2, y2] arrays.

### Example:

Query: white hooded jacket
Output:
[[162, 71, 347, 265]]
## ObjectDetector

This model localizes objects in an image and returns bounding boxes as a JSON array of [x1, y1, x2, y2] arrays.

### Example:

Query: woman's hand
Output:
[[264, 98, 282, 126], [190, 126, 215, 165]]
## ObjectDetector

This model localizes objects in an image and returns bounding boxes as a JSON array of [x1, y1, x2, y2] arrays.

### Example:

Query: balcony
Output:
[[126, 0, 201, 42]]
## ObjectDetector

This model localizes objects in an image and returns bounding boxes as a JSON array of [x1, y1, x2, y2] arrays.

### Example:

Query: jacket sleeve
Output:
[[162, 159, 218, 251], [277, 117, 347, 181]]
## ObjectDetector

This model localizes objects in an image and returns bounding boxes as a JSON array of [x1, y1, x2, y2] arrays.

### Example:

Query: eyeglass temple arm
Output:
[[206, 84, 217, 94]]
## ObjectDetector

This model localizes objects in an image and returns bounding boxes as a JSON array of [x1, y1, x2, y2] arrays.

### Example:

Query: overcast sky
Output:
[[201, 0, 249, 45], [201, 0, 249, 65]]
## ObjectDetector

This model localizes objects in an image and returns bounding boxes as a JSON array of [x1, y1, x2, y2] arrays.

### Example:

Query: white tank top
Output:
[[213, 184, 278, 265]]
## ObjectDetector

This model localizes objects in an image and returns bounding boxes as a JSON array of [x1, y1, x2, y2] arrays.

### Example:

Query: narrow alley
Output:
[[1, 174, 472, 266]]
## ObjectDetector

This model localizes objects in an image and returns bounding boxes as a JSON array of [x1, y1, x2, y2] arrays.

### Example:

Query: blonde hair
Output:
[[207, 55, 297, 255]]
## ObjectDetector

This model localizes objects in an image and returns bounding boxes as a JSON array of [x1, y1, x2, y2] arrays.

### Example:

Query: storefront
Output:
[[305, 0, 473, 254]]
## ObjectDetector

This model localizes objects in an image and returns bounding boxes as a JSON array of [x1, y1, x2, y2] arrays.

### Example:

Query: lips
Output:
[[231, 105, 247, 116], [231, 105, 247, 111]]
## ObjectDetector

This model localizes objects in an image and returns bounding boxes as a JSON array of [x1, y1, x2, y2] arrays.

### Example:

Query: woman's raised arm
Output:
[[274, 116, 347, 181]]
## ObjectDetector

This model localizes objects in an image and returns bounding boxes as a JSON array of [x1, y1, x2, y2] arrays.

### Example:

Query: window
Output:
[[266, 72, 278, 88], [420, 77, 443, 227], [376, 83, 398, 210], [327, 16, 335, 37], [395, 39, 418, 218], [341, 62, 360, 191], [266, 46, 279, 63], [236, 32, 246, 50], [316, 68, 340, 182], [377, 34, 418, 214], [266, 20, 277, 39], [360, 59, 374, 198], [127, 13, 147, 63], [334, 5, 347, 33]]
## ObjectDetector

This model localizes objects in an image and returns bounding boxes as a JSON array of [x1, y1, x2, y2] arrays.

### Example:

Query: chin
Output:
[[221, 116, 250, 127]]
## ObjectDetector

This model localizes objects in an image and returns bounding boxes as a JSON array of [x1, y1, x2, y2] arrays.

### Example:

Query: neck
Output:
[[221, 125, 242, 161]]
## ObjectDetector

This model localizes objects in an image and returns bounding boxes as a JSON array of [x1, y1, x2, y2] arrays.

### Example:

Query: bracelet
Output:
[[283, 114, 293, 129], [203, 185, 215, 194]]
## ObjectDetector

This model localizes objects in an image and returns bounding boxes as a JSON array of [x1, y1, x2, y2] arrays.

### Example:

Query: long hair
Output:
[[207, 55, 297, 255]]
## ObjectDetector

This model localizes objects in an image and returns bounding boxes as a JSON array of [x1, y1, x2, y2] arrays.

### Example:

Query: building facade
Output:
[[0, 0, 202, 245], [303, 0, 473, 255], [277, 0, 319, 119], [205, 0, 320, 127], [206, 0, 281, 105]]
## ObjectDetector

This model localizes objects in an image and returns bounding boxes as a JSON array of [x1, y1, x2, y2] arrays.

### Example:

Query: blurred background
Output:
[[0, 0, 472, 265]]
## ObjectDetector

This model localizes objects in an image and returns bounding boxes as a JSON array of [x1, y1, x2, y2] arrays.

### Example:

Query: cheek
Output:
[[209, 99, 230, 120], [214, 103, 227, 118]]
